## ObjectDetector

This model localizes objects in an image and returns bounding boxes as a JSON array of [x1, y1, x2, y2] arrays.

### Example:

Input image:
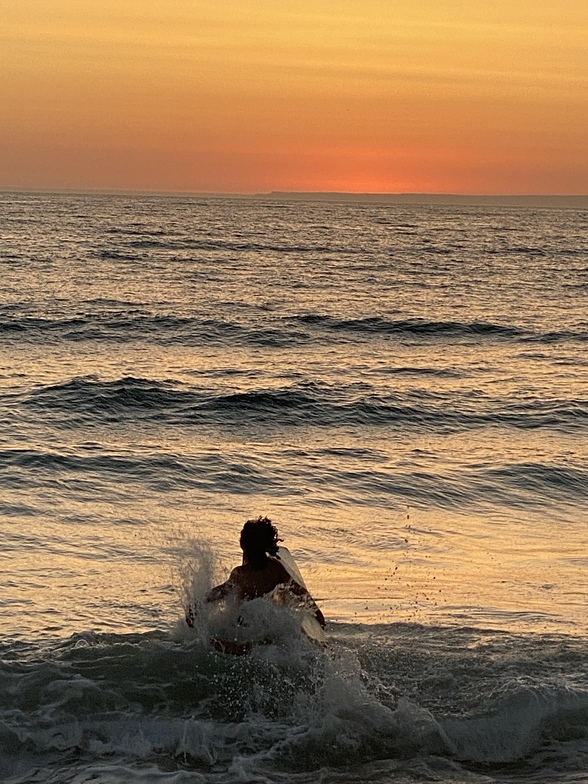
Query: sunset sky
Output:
[[1, 0, 586, 194]]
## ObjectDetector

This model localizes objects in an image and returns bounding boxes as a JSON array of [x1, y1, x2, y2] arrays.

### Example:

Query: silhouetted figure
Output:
[[186, 516, 325, 649]]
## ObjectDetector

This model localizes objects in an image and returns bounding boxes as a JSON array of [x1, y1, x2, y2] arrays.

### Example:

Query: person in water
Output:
[[186, 516, 325, 630]]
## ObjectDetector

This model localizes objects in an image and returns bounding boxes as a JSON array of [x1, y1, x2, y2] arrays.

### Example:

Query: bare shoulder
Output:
[[228, 565, 247, 586]]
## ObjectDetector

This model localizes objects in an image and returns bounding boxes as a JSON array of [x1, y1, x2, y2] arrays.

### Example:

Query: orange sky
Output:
[[1, 0, 586, 194]]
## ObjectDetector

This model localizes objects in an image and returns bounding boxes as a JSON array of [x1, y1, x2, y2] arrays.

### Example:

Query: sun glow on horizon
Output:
[[1, 0, 586, 194]]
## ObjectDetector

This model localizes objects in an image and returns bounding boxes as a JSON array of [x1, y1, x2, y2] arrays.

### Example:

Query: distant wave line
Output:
[[2, 312, 587, 346], [9, 375, 586, 434]]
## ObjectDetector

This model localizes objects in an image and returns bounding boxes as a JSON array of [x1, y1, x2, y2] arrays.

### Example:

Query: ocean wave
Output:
[[522, 328, 588, 344], [288, 314, 528, 339], [120, 237, 339, 254], [479, 462, 588, 503], [0, 316, 89, 334], [23, 376, 188, 417], [3, 308, 587, 348], [12, 373, 588, 512], [19, 377, 348, 427], [2, 440, 586, 509], [0, 312, 307, 347], [0, 626, 587, 782], [19, 376, 588, 433], [378, 366, 465, 378], [443, 680, 588, 764], [303, 459, 588, 509], [0, 445, 278, 495], [94, 248, 147, 261], [289, 314, 588, 345], [105, 227, 170, 237]]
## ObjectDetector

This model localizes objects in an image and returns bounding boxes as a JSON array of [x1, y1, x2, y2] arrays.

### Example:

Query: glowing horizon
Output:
[[1, 0, 586, 194]]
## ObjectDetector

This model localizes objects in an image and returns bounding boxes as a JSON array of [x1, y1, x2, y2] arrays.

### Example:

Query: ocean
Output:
[[1, 191, 587, 783]]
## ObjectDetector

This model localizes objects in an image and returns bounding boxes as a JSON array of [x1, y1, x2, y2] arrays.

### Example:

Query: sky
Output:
[[1, 0, 587, 194]]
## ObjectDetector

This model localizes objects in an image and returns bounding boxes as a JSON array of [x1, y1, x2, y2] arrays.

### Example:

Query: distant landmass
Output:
[[261, 192, 588, 208]]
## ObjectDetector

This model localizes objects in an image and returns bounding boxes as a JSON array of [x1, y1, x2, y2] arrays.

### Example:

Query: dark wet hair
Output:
[[240, 516, 281, 569]]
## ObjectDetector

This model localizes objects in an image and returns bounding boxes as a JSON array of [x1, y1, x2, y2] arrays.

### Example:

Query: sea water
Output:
[[0, 191, 587, 783]]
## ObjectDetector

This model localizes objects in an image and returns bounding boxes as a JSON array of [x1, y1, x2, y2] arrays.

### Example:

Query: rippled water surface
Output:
[[1, 192, 587, 783]]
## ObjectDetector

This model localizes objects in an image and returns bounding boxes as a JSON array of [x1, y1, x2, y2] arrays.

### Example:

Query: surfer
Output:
[[185, 516, 325, 634]]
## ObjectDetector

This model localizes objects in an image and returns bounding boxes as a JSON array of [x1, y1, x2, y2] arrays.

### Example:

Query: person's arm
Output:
[[206, 581, 233, 602], [206, 567, 241, 602]]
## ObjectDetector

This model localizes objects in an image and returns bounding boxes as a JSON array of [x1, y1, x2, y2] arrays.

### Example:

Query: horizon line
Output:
[[1, 187, 587, 205]]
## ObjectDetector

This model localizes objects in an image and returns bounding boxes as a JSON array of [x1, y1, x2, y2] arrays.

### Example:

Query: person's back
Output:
[[227, 557, 292, 601]]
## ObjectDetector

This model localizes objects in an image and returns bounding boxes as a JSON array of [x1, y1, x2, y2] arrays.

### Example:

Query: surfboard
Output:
[[276, 546, 308, 588], [272, 547, 326, 646]]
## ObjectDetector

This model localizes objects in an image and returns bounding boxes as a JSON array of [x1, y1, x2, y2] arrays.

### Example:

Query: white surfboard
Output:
[[272, 547, 326, 645], [276, 546, 309, 589]]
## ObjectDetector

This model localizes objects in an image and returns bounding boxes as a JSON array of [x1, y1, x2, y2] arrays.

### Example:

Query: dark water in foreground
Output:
[[2, 621, 588, 784], [0, 192, 587, 782]]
